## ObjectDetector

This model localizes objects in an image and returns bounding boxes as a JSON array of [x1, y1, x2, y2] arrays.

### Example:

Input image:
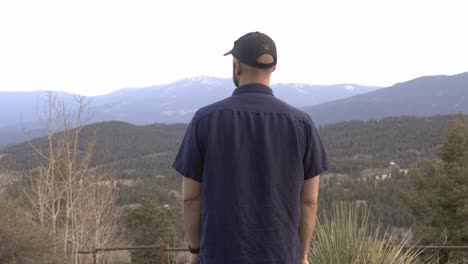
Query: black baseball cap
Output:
[[223, 31, 277, 69]]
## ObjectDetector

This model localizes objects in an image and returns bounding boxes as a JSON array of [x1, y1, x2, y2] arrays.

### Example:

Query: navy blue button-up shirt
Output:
[[173, 83, 329, 264]]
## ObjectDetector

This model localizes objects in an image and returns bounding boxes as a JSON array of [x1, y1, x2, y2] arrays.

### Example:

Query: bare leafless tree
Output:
[[0, 171, 11, 198], [23, 92, 120, 264]]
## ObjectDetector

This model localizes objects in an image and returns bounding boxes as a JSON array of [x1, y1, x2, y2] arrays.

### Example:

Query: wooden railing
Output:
[[79, 244, 468, 264], [79, 244, 188, 264]]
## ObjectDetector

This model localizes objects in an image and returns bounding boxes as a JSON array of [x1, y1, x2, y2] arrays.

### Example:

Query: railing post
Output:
[[160, 244, 165, 264], [93, 249, 97, 264]]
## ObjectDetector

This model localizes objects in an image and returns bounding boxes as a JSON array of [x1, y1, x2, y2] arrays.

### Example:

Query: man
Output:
[[173, 32, 329, 264]]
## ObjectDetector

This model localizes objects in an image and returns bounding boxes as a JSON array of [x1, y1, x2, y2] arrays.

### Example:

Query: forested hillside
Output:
[[2, 115, 455, 173], [1, 121, 187, 170], [320, 115, 452, 173], [1, 115, 462, 229]]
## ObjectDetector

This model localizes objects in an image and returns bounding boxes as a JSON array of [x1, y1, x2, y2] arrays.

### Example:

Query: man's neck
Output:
[[238, 77, 271, 87]]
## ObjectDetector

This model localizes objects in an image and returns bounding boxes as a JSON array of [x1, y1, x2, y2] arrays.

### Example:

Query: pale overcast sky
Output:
[[1, 0, 467, 96]]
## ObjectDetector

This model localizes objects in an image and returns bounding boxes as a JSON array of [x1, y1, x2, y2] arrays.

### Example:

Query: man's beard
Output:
[[232, 62, 239, 88]]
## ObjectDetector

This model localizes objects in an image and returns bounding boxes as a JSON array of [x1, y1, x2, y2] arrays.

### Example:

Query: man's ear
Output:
[[235, 61, 243, 77], [272, 65, 276, 72]]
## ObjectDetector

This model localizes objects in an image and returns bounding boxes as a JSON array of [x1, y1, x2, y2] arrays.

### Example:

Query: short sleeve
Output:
[[303, 117, 330, 180], [172, 116, 204, 183]]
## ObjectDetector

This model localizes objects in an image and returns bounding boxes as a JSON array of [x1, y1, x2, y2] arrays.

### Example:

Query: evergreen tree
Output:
[[125, 199, 183, 264], [401, 115, 468, 261]]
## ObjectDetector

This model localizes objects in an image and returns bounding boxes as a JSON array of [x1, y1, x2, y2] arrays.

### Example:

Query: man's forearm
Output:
[[299, 203, 318, 261], [183, 198, 201, 248]]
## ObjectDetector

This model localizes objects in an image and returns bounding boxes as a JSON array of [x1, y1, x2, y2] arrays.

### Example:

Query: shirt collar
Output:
[[232, 83, 274, 96]]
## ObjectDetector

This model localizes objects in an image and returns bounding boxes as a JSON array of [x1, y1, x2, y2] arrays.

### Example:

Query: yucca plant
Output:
[[309, 203, 433, 264]]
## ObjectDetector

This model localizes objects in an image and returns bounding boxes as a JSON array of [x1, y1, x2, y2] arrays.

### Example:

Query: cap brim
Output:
[[223, 50, 232, 56]]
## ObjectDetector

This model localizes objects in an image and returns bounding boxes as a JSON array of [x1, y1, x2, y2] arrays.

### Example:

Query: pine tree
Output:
[[401, 115, 468, 261], [125, 199, 182, 264]]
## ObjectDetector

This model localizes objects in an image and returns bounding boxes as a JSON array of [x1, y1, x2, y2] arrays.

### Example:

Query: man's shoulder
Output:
[[193, 97, 235, 120], [270, 96, 313, 123], [192, 93, 315, 126]]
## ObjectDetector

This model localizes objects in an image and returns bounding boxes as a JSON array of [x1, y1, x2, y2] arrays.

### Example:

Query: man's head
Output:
[[224, 32, 277, 87]]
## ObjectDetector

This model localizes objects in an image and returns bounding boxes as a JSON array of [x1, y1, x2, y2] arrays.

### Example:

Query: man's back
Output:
[[173, 83, 329, 263]]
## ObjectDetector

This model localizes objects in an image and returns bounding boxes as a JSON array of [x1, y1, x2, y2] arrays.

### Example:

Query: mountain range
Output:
[[0, 77, 378, 146], [305, 72, 468, 124], [1, 72, 468, 148]]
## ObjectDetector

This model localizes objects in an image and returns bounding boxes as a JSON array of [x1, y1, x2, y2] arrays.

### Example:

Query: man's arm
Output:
[[182, 176, 202, 250], [299, 176, 320, 263]]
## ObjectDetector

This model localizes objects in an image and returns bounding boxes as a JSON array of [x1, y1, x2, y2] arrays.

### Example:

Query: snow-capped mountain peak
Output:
[[346, 84, 355, 91]]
